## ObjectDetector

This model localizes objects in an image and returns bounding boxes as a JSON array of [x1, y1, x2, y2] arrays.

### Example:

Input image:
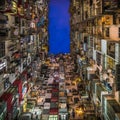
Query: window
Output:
[[118, 27, 120, 38], [105, 27, 109, 37], [0, 42, 5, 58], [107, 57, 115, 70], [119, 18, 120, 24], [96, 52, 102, 64]]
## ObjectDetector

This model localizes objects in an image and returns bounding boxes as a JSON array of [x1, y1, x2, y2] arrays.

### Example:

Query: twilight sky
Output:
[[48, 0, 70, 54]]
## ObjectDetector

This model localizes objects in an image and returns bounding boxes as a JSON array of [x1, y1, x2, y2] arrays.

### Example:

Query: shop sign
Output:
[[0, 62, 6, 70]]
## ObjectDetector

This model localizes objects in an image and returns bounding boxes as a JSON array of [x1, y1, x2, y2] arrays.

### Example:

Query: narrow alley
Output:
[[19, 53, 96, 120]]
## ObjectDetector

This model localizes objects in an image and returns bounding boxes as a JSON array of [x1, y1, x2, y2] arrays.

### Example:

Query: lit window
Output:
[[107, 57, 115, 69]]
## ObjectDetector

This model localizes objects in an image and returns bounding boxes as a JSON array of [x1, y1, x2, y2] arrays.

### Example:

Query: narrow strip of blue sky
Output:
[[48, 0, 70, 54]]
